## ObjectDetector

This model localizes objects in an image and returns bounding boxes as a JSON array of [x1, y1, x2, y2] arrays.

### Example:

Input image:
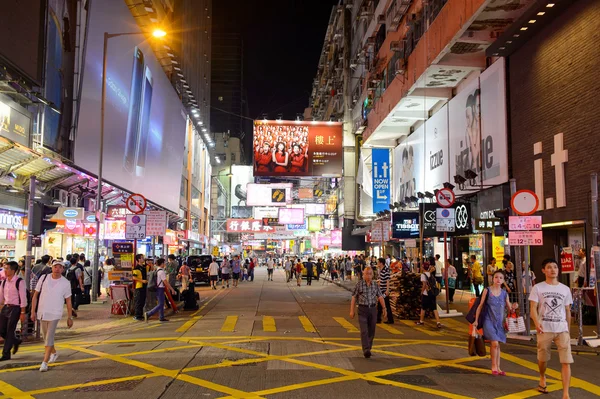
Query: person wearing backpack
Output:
[[0, 261, 27, 361], [66, 255, 84, 318], [82, 261, 93, 305], [30, 259, 73, 372], [416, 265, 443, 328], [132, 254, 148, 321], [144, 258, 176, 322]]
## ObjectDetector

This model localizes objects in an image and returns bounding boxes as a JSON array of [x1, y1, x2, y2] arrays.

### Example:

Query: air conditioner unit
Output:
[[58, 189, 69, 206], [390, 40, 405, 52], [69, 193, 79, 207]]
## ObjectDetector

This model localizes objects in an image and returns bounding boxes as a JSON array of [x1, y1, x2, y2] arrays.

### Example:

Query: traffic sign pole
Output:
[[444, 231, 449, 314]]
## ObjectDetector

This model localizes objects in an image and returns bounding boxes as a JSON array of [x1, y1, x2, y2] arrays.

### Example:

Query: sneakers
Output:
[[39, 362, 48, 372], [49, 353, 59, 364], [159, 318, 169, 322]]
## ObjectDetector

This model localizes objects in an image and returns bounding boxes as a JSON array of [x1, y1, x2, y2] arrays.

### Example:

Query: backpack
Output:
[[427, 273, 440, 296], [147, 270, 158, 292], [67, 265, 83, 290]]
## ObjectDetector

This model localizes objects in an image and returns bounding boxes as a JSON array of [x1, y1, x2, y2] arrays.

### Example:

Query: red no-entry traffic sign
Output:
[[126, 193, 147, 215], [436, 188, 455, 208], [511, 190, 539, 216]]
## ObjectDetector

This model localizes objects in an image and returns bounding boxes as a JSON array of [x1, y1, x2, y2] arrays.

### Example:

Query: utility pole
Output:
[[25, 176, 36, 337], [510, 179, 527, 335]]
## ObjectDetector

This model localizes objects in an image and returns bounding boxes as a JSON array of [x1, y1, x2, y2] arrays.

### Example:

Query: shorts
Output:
[[346, 270, 352, 276], [421, 294, 436, 311], [537, 331, 573, 364], [41, 319, 60, 346], [222, 273, 230, 281], [233, 272, 240, 279], [210, 275, 218, 282]]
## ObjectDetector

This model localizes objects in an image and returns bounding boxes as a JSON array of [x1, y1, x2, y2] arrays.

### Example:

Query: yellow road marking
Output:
[[442, 318, 468, 330], [493, 383, 563, 399], [398, 319, 443, 336], [262, 316, 276, 332], [252, 376, 356, 396], [0, 380, 36, 398], [68, 317, 137, 333], [221, 316, 238, 332], [176, 316, 203, 333], [133, 323, 162, 331], [377, 323, 403, 335], [333, 317, 359, 333], [299, 316, 317, 333]]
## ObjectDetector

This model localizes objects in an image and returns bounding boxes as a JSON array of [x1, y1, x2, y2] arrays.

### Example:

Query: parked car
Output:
[[188, 255, 221, 284]]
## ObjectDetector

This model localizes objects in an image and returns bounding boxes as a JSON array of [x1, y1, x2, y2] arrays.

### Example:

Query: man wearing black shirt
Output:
[[132, 254, 148, 321], [305, 258, 315, 286]]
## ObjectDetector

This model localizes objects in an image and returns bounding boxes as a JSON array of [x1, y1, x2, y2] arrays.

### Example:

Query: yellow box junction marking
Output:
[[333, 317, 359, 333], [221, 316, 238, 332], [377, 323, 403, 335], [398, 319, 443, 336], [298, 316, 317, 333], [176, 315, 203, 333], [0, 380, 36, 398], [263, 316, 276, 332]]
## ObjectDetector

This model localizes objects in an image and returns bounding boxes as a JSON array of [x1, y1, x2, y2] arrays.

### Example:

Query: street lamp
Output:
[[92, 28, 167, 302]]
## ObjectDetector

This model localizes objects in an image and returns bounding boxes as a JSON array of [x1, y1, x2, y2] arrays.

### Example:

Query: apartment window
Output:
[[181, 177, 188, 198], [231, 153, 236, 162]]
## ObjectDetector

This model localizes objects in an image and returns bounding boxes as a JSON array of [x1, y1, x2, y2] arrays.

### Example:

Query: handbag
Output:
[[465, 288, 489, 329], [506, 311, 526, 333], [468, 330, 486, 357]]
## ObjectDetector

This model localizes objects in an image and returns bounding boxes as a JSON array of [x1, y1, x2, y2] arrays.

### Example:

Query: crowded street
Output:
[[0, 268, 596, 398]]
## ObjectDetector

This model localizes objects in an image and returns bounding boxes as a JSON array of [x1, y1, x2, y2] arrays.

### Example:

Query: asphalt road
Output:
[[1, 268, 599, 399]]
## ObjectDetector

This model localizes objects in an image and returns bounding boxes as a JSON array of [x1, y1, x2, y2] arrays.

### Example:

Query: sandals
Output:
[[537, 385, 549, 394]]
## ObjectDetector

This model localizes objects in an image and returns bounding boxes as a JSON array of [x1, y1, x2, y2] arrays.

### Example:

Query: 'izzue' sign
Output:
[[420, 203, 472, 237]]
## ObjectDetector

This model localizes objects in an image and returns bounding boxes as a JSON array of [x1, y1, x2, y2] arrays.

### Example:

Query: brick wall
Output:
[[509, 0, 600, 230]]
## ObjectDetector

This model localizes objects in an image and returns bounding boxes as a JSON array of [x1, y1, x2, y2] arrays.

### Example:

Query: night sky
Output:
[[213, 0, 339, 121]]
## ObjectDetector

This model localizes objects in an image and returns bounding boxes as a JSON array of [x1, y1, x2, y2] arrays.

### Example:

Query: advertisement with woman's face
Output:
[[76, 0, 186, 213]]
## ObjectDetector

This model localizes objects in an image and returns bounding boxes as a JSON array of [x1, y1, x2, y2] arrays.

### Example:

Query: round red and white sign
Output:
[[511, 190, 539, 216], [126, 193, 147, 215], [436, 188, 455, 208]]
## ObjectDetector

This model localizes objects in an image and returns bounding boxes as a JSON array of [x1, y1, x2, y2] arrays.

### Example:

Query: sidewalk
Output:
[[323, 273, 600, 352]]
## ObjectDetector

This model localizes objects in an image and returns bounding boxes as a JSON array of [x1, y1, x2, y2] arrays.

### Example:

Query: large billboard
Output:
[[230, 165, 253, 217], [396, 124, 424, 203], [76, 0, 186, 212], [246, 183, 292, 206], [424, 104, 449, 192], [253, 121, 342, 177]]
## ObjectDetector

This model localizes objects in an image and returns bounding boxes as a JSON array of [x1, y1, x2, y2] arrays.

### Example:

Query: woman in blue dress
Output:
[[473, 270, 518, 375]]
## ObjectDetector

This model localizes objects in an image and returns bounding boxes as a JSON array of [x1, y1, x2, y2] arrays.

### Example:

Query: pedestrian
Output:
[[221, 257, 231, 289], [487, 258, 497, 287], [266, 257, 274, 281], [530, 259, 573, 397], [416, 265, 443, 328], [386, 254, 392, 267], [82, 260, 93, 304], [353, 256, 363, 280], [376, 258, 394, 324], [577, 248, 586, 288], [345, 257, 353, 281], [503, 259, 517, 303], [0, 261, 27, 361], [66, 254, 84, 318], [29, 260, 73, 371], [349, 267, 387, 358], [101, 258, 114, 297], [31, 255, 52, 292], [209, 258, 219, 290], [434, 255, 443, 287], [445, 259, 458, 303], [249, 258, 255, 282], [132, 254, 147, 321], [305, 258, 315, 286], [470, 255, 484, 297], [284, 257, 292, 282], [166, 255, 179, 294], [145, 258, 176, 322], [231, 255, 241, 287], [295, 260, 303, 286], [178, 261, 192, 291], [472, 270, 518, 375]]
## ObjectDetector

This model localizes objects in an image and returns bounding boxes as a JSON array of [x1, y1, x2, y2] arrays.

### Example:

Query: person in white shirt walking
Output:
[[266, 258, 275, 281], [221, 257, 231, 289], [145, 259, 176, 322], [284, 257, 292, 282], [208, 258, 219, 290], [530, 258, 573, 397], [30, 260, 74, 372]]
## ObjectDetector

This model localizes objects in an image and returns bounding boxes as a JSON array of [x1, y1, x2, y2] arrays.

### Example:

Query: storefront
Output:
[[0, 209, 26, 261]]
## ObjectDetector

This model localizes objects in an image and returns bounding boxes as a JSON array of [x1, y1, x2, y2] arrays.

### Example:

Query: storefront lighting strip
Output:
[[541, 220, 585, 228]]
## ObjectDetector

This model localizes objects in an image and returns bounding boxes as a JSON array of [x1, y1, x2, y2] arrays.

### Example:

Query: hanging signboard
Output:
[[509, 216, 542, 231], [559, 247, 574, 273], [145, 210, 167, 236], [508, 231, 543, 246], [372, 148, 390, 213], [371, 221, 390, 242]]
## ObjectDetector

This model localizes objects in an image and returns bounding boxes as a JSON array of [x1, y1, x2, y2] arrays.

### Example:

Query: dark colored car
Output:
[[188, 255, 221, 285]]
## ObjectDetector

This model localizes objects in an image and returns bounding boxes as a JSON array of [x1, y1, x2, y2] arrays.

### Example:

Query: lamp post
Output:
[[92, 29, 166, 303]]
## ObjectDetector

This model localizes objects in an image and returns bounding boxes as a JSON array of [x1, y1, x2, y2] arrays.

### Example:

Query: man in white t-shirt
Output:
[[266, 258, 274, 281], [284, 257, 292, 283], [208, 258, 219, 290], [529, 258, 573, 397], [221, 257, 231, 289], [30, 260, 73, 372], [145, 259, 176, 322]]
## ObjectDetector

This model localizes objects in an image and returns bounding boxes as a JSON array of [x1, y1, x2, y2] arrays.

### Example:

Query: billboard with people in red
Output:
[[253, 121, 342, 177]]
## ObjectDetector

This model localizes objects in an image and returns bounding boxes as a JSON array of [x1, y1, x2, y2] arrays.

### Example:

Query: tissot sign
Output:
[[420, 203, 472, 237]]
